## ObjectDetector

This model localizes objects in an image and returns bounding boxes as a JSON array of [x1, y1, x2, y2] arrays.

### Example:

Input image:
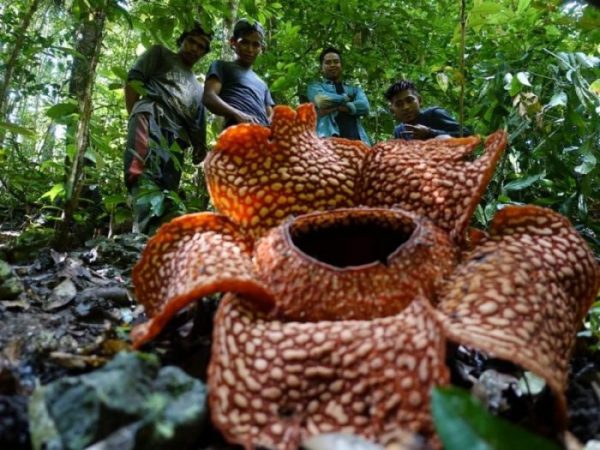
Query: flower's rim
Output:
[[282, 207, 424, 272]]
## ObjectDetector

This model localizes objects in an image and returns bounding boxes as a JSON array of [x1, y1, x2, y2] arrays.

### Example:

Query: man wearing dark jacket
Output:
[[384, 80, 472, 140]]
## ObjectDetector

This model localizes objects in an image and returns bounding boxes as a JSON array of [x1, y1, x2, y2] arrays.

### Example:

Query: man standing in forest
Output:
[[123, 23, 212, 233], [307, 47, 371, 145], [203, 19, 274, 128]]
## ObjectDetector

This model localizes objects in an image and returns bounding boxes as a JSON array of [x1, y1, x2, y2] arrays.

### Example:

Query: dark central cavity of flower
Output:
[[288, 215, 415, 268]]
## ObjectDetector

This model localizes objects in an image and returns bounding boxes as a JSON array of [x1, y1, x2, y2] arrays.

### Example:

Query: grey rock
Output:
[[29, 352, 207, 450]]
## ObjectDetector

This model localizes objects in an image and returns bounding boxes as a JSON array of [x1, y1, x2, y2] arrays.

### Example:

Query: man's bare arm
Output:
[[203, 77, 259, 124], [124, 84, 140, 115], [266, 105, 274, 122]]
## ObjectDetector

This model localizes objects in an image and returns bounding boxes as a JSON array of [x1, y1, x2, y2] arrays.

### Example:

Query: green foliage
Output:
[[46, 101, 79, 121], [432, 386, 562, 450], [0, 0, 598, 259], [0, 121, 35, 137]]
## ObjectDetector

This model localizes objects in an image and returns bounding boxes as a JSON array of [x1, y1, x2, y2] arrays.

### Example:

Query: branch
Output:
[[459, 0, 467, 137]]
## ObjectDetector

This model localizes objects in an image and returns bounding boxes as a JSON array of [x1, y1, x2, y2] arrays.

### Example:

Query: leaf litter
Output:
[[0, 232, 598, 450]]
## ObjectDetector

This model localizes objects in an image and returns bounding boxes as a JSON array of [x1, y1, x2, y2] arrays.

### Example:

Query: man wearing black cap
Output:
[[124, 23, 212, 232], [203, 19, 274, 128]]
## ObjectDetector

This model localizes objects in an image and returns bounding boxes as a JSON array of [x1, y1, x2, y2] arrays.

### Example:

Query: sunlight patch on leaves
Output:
[[39, 183, 65, 202]]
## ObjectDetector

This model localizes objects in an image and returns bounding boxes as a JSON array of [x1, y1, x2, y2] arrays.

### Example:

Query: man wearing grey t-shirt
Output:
[[203, 19, 274, 128], [124, 23, 211, 232]]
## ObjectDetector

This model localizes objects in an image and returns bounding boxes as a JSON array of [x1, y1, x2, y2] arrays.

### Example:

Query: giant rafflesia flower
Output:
[[131, 104, 600, 449]]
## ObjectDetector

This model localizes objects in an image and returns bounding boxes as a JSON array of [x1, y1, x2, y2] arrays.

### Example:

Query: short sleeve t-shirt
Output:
[[206, 60, 274, 127], [127, 45, 205, 148]]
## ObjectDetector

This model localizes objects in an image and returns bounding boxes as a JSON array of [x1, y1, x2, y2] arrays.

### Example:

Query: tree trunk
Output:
[[221, 0, 239, 60], [459, 0, 467, 137], [54, 6, 106, 247], [0, 0, 42, 139]]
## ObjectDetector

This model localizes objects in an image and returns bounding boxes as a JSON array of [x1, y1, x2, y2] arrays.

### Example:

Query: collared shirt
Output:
[[306, 79, 371, 145]]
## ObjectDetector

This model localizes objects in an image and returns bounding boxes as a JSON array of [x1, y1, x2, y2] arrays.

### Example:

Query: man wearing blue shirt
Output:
[[384, 80, 472, 140], [307, 47, 371, 145]]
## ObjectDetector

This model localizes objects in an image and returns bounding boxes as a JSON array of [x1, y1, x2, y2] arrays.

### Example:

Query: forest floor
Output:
[[0, 229, 599, 450]]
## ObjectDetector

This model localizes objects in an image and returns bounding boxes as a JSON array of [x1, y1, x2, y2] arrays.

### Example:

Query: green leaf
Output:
[[270, 76, 288, 93], [590, 79, 600, 96], [111, 66, 128, 81], [39, 183, 65, 202], [470, 1, 509, 27], [503, 73, 513, 90], [483, 200, 498, 222], [28, 352, 207, 450], [46, 102, 78, 120], [52, 46, 86, 60], [110, 3, 134, 28], [503, 173, 544, 191], [104, 194, 128, 211], [509, 77, 522, 96], [436, 73, 449, 92], [516, 72, 532, 87], [150, 192, 165, 216], [128, 80, 147, 96], [516, 0, 531, 14], [555, 52, 572, 71], [432, 386, 561, 450], [114, 208, 132, 225], [0, 121, 35, 137], [575, 152, 597, 175], [546, 92, 567, 109], [471, 2, 503, 16], [574, 52, 599, 69]]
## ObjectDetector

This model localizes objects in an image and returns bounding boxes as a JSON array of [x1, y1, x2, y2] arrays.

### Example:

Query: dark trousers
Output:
[[124, 112, 186, 232], [124, 112, 185, 191]]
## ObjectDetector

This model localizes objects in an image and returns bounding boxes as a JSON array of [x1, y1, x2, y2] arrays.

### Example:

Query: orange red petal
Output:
[[131, 213, 273, 347], [358, 131, 507, 241], [204, 104, 369, 239], [209, 294, 449, 449], [437, 205, 600, 425]]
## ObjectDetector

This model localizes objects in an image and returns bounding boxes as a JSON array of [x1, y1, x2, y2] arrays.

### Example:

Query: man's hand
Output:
[[234, 111, 261, 124], [318, 107, 337, 116], [124, 84, 140, 115], [318, 104, 350, 116], [192, 146, 205, 165], [404, 124, 433, 139]]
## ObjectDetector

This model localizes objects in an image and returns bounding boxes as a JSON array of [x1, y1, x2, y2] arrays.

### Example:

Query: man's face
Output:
[[231, 31, 263, 67], [389, 90, 421, 123], [321, 52, 342, 82], [179, 34, 210, 67]]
